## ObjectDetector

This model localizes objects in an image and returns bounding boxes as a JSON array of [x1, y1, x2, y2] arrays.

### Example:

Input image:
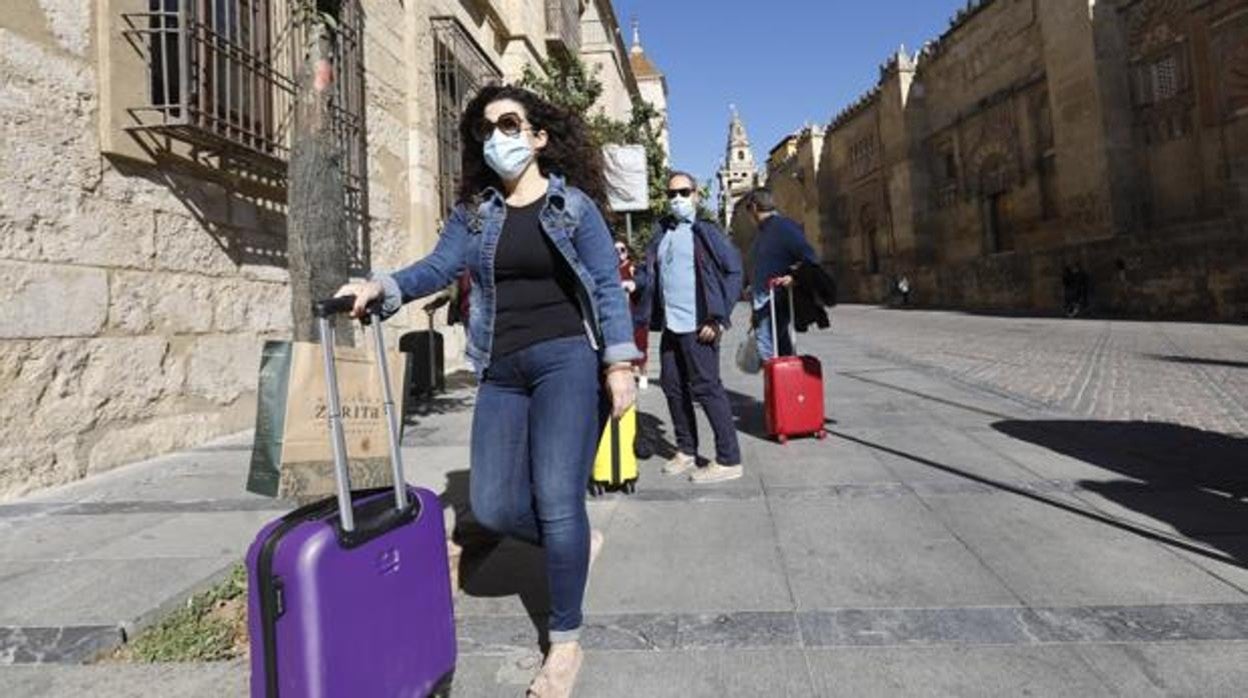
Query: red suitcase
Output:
[[763, 284, 827, 444]]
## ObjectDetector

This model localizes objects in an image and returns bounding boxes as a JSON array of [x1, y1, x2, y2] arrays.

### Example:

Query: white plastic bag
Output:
[[735, 330, 763, 374]]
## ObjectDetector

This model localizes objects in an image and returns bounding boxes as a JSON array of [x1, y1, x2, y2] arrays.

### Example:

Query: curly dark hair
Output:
[[457, 84, 607, 210]]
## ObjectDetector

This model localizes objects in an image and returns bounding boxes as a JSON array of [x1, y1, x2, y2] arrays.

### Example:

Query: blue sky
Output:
[[611, 0, 962, 200]]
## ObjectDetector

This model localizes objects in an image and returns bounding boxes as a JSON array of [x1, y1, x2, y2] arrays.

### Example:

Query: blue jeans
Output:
[[469, 336, 601, 643], [659, 331, 742, 466], [753, 296, 793, 360]]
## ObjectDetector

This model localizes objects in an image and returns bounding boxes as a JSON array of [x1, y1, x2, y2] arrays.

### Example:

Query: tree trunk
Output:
[[288, 18, 349, 343]]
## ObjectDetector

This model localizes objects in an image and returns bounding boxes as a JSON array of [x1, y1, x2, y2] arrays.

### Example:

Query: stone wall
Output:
[[580, 0, 639, 123], [0, 0, 642, 500], [0, 0, 423, 500], [838, 222, 1248, 322], [765, 129, 825, 259], [0, 2, 293, 498], [820, 98, 888, 274], [816, 0, 1248, 321]]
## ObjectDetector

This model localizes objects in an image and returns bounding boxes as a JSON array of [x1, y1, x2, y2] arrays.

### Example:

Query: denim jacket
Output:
[[634, 216, 744, 333], [373, 175, 641, 375]]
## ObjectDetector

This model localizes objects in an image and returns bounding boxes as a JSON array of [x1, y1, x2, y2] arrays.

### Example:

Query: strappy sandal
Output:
[[526, 642, 584, 698]]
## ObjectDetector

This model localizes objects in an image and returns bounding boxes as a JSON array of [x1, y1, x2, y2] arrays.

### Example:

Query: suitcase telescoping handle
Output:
[[767, 280, 797, 360], [312, 295, 409, 533]]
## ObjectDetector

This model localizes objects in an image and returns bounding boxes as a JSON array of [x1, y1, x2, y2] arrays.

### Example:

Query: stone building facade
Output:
[[579, 0, 640, 122], [765, 125, 826, 255], [629, 21, 669, 161], [811, 0, 1248, 320], [0, 0, 649, 499]]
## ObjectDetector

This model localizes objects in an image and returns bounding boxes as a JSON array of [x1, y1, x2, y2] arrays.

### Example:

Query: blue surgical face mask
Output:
[[483, 129, 534, 181], [670, 195, 696, 222]]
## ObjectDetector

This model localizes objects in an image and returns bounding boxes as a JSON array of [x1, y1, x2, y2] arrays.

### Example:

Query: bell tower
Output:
[[717, 105, 760, 228]]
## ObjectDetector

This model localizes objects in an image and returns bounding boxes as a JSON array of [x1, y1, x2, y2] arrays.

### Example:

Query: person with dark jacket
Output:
[[336, 85, 638, 696], [635, 172, 745, 484], [743, 188, 820, 359]]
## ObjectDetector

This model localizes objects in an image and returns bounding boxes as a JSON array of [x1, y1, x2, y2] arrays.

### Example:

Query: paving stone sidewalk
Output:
[[3, 307, 1247, 696], [831, 305, 1248, 436]]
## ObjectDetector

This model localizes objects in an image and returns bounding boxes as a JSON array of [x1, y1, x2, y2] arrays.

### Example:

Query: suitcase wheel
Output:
[[777, 434, 788, 445], [429, 671, 454, 698], [816, 430, 828, 440]]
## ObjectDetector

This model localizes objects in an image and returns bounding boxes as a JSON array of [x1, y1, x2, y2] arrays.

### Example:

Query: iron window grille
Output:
[[122, 1, 368, 260], [433, 17, 502, 218]]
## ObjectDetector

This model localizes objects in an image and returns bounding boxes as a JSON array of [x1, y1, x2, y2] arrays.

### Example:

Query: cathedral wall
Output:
[[816, 0, 1248, 320], [821, 100, 892, 299]]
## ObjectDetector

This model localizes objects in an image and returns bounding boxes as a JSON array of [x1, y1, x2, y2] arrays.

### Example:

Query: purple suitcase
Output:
[[246, 297, 456, 697]]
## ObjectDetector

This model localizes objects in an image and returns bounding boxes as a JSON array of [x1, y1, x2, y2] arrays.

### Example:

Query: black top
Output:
[[492, 197, 585, 358]]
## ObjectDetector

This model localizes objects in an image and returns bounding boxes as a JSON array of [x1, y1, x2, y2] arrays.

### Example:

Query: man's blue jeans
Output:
[[469, 336, 600, 643], [753, 296, 794, 360]]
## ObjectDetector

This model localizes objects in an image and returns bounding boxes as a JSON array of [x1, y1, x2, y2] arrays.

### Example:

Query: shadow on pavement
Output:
[[402, 394, 475, 423], [1146, 355, 1248, 370], [635, 411, 677, 461], [725, 389, 769, 440], [437, 470, 550, 644], [833, 429, 1248, 571], [993, 420, 1248, 566]]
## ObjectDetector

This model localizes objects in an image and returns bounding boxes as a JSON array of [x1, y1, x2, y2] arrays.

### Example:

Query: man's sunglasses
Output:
[[472, 113, 530, 142], [666, 188, 695, 199]]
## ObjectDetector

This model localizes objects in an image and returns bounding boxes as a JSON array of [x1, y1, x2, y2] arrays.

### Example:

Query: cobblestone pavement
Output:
[[831, 305, 1248, 436], [4, 306, 1248, 696]]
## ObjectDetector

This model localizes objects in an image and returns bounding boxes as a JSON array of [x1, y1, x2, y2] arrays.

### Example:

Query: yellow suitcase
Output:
[[590, 407, 638, 495]]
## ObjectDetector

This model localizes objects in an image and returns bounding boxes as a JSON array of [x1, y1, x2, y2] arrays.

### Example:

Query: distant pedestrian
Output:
[[635, 171, 746, 483], [742, 188, 820, 359], [897, 275, 911, 306], [1063, 263, 1089, 317], [1074, 263, 1090, 311], [615, 240, 649, 389]]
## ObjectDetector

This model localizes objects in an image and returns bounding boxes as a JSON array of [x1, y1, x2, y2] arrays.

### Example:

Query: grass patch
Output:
[[113, 564, 249, 663]]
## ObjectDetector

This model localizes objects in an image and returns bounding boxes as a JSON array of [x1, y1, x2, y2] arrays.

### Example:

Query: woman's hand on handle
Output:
[[605, 363, 637, 419], [334, 280, 384, 319]]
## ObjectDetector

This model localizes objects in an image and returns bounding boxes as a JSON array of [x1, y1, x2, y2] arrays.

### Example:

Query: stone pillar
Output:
[[876, 53, 922, 270], [1038, 0, 1140, 241]]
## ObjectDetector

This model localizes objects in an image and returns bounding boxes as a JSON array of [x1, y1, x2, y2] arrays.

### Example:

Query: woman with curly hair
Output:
[[336, 84, 639, 697]]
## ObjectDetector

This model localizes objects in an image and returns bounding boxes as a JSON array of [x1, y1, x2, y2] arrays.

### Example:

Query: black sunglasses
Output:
[[472, 112, 530, 143], [666, 188, 695, 199]]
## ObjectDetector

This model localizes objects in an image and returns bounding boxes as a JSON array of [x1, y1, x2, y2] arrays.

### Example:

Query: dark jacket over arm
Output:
[[791, 262, 837, 333]]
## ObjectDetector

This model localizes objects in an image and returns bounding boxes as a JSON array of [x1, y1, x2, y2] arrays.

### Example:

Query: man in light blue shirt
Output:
[[658, 216, 698, 334], [635, 172, 745, 484]]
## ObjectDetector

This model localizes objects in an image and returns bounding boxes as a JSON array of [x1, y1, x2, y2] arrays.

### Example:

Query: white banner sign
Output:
[[602, 144, 650, 213]]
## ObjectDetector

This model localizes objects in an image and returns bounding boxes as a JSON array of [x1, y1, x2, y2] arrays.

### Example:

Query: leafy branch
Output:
[[521, 54, 670, 253]]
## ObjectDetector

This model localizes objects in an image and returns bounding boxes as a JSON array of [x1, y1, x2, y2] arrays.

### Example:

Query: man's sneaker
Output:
[[689, 462, 744, 484], [661, 452, 697, 475]]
